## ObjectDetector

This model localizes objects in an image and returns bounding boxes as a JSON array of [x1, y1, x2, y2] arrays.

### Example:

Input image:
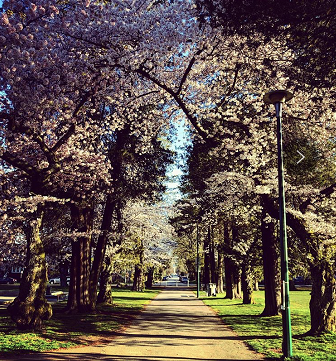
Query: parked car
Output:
[[48, 276, 60, 285], [0, 276, 17, 284], [181, 276, 189, 283], [49, 276, 71, 285], [162, 276, 168, 281], [293, 276, 305, 285]]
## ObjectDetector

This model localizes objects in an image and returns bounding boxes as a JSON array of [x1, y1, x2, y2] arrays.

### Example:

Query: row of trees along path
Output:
[[0, 0, 336, 335]]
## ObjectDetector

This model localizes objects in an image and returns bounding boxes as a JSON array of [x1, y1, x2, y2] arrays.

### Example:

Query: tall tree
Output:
[[195, 0, 336, 88]]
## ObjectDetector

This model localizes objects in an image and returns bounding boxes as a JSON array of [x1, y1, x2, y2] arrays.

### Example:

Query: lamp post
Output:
[[263, 90, 293, 358], [196, 221, 200, 298]]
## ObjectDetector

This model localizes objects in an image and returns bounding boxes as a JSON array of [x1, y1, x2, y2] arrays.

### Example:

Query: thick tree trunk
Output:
[[231, 226, 242, 299], [217, 248, 225, 294], [225, 260, 242, 299], [261, 194, 336, 332], [145, 266, 154, 288], [242, 262, 254, 304], [309, 260, 336, 334], [132, 241, 145, 292], [223, 222, 234, 298], [89, 196, 116, 308], [203, 228, 210, 286], [97, 256, 113, 304], [260, 207, 281, 316], [8, 207, 52, 330], [209, 226, 217, 284], [132, 264, 145, 292], [66, 204, 93, 313], [224, 257, 233, 298], [254, 278, 259, 291], [233, 267, 242, 299]]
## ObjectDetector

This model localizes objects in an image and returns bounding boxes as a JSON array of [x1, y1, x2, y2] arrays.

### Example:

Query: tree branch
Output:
[[1, 151, 37, 177], [177, 48, 204, 95], [50, 124, 75, 153], [261, 194, 318, 258], [216, 62, 241, 110], [51, 91, 93, 153], [299, 182, 336, 213], [137, 68, 208, 141]]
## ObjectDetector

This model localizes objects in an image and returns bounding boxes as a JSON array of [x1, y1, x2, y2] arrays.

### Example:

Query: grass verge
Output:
[[201, 290, 336, 361], [0, 287, 160, 355]]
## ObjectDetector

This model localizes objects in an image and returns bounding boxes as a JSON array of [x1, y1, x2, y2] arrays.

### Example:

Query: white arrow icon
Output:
[[297, 150, 305, 164]]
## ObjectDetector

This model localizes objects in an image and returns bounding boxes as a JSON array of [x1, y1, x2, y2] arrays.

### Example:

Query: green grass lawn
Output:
[[201, 290, 336, 361], [0, 288, 160, 355]]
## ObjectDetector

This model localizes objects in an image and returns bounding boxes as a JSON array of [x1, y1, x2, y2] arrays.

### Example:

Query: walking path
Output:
[[4, 288, 264, 361]]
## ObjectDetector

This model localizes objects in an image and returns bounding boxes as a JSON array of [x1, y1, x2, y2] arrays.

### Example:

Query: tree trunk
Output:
[[203, 227, 210, 286], [145, 266, 154, 288], [309, 260, 336, 334], [89, 196, 116, 308], [59, 259, 69, 287], [242, 262, 254, 304], [233, 267, 242, 299], [97, 255, 113, 304], [66, 204, 93, 313], [254, 278, 259, 291], [224, 257, 233, 298], [223, 221, 233, 298], [261, 193, 336, 330], [225, 260, 242, 299], [8, 207, 52, 330], [231, 226, 242, 299], [210, 226, 217, 284], [132, 264, 145, 292], [260, 207, 281, 316], [132, 241, 145, 292], [217, 247, 225, 294]]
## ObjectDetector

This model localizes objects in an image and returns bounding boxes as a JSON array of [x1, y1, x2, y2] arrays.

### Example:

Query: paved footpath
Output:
[[4, 288, 264, 361]]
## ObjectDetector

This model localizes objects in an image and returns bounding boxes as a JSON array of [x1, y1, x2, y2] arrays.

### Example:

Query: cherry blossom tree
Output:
[[195, 0, 336, 89], [120, 200, 175, 291], [1, 0, 336, 335], [0, 0, 184, 326]]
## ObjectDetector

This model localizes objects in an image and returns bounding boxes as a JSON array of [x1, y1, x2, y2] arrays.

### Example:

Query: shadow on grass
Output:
[[0, 299, 148, 353], [45, 302, 138, 335]]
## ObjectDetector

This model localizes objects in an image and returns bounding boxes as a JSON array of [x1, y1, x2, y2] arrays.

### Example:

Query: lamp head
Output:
[[263, 90, 293, 104]]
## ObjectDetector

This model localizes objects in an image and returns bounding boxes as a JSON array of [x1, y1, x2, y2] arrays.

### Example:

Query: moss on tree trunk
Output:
[[309, 260, 336, 334], [7, 207, 52, 330]]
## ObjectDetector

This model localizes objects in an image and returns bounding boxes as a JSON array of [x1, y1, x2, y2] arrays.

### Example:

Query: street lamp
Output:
[[196, 221, 200, 298], [263, 90, 293, 358]]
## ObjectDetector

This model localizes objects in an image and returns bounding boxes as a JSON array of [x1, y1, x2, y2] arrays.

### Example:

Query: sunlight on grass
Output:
[[201, 290, 336, 361], [0, 288, 160, 355]]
